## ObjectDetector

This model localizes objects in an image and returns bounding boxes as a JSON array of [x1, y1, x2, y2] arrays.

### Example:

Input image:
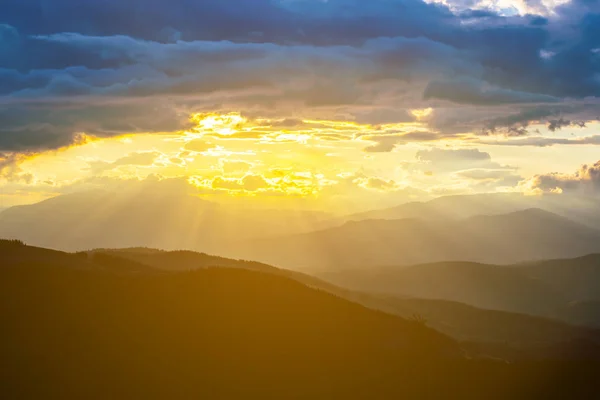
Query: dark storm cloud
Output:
[[481, 103, 600, 135], [423, 78, 560, 105], [0, 0, 455, 45], [0, 0, 599, 152], [0, 100, 192, 152], [0, 0, 296, 44]]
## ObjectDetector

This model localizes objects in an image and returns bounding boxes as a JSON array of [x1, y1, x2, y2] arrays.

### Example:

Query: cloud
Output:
[[520, 160, 600, 195], [547, 118, 587, 131], [1, 0, 455, 46], [478, 135, 600, 147], [480, 103, 599, 135], [316, 171, 430, 207], [211, 174, 271, 192], [0, 99, 192, 152], [412, 148, 519, 189], [0, 0, 599, 154], [88, 151, 160, 173], [363, 132, 442, 152], [0, 153, 34, 183], [455, 168, 516, 180], [357, 177, 402, 192], [185, 139, 215, 153], [454, 168, 522, 189], [423, 78, 560, 105], [417, 147, 491, 164], [220, 160, 253, 175]]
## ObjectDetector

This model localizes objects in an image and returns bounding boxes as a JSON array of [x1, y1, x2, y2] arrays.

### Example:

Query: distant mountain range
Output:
[[0, 190, 335, 253], [1, 190, 600, 270], [237, 208, 600, 268], [346, 192, 600, 229], [347, 193, 530, 221], [317, 254, 600, 327]]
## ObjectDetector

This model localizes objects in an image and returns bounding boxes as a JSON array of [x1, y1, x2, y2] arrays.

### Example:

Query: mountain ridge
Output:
[[235, 208, 600, 268]]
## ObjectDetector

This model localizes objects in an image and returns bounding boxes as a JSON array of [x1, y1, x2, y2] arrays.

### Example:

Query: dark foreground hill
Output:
[[1, 241, 600, 398], [94, 247, 600, 348]]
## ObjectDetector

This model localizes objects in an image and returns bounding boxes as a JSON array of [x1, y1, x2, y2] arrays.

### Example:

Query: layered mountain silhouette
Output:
[[237, 209, 600, 268], [347, 193, 531, 221], [346, 193, 600, 229], [371, 297, 599, 348], [89, 247, 600, 347], [2, 192, 599, 270], [2, 240, 600, 398], [0, 190, 335, 252], [318, 255, 600, 327]]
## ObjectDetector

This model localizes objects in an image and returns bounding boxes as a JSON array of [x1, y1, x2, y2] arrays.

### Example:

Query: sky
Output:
[[1, 0, 599, 212]]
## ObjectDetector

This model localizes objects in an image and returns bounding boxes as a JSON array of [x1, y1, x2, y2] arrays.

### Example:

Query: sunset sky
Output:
[[1, 0, 599, 212]]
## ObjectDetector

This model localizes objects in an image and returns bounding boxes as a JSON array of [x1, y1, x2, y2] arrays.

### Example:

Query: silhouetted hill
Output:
[[89, 246, 599, 347], [318, 255, 600, 327], [0, 239, 158, 273], [556, 301, 600, 327], [5, 240, 597, 342], [320, 261, 565, 316], [2, 242, 600, 398], [94, 248, 281, 272], [91, 248, 345, 295], [236, 209, 600, 268], [515, 254, 600, 302], [0, 190, 336, 253], [0, 244, 450, 398], [373, 297, 599, 348]]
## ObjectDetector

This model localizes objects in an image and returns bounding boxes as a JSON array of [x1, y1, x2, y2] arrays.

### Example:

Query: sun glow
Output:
[[410, 108, 434, 120], [3, 107, 568, 213], [190, 112, 247, 135]]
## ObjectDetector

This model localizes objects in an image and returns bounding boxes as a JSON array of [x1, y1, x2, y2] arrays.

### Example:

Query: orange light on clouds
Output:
[[190, 112, 247, 135], [410, 108, 434, 120]]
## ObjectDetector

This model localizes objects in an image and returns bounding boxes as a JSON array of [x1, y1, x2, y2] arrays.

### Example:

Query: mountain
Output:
[[347, 193, 530, 221], [235, 209, 600, 268], [371, 297, 599, 348], [2, 240, 600, 399], [317, 255, 600, 327], [90, 246, 599, 346], [556, 301, 600, 327], [346, 193, 600, 229], [515, 254, 600, 302], [0, 190, 336, 253], [90, 248, 342, 294], [319, 261, 564, 317]]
